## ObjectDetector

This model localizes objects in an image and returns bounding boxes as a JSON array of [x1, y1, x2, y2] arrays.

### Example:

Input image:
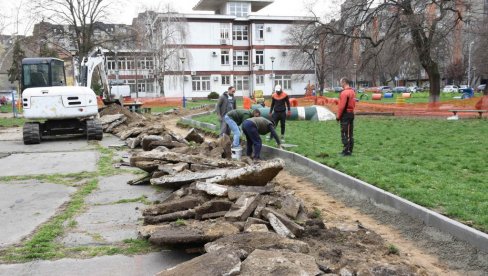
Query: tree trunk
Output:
[[425, 62, 441, 104]]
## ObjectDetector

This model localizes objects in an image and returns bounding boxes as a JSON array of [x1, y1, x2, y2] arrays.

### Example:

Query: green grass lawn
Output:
[[193, 113, 488, 232], [322, 91, 472, 103]]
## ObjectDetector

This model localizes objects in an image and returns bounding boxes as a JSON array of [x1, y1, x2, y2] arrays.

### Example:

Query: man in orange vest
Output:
[[268, 84, 291, 142], [336, 77, 356, 156]]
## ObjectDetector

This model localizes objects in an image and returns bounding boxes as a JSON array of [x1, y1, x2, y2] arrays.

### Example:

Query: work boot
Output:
[[281, 135, 285, 143]]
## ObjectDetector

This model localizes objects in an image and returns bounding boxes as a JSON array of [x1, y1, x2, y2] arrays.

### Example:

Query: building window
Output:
[[256, 24, 264, 40], [138, 57, 154, 70], [255, 50, 264, 65], [221, 50, 230, 65], [137, 81, 154, 93], [256, 75, 264, 85], [232, 25, 248, 41], [192, 76, 211, 91], [229, 2, 249, 17], [107, 58, 115, 70], [233, 76, 249, 91], [222, 75, 231, 85], [220, 23, 229, 40], [233, 50, 249, 66], [274, 75, 292, 90]]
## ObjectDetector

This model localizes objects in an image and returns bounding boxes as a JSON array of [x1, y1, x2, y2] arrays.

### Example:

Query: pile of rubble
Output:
[[100, 105, 424, 275]]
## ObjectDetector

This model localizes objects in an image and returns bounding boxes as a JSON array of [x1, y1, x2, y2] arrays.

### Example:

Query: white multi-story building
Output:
[[111, 0, 315, 98]]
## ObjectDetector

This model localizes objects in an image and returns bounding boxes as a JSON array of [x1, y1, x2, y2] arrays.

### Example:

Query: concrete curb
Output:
[[180, 111, 218, 131], [179, 114, 488, 252], [261, 145, 488, 253]]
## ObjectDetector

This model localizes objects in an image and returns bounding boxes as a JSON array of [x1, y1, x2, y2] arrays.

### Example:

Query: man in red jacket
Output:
[[336, 77, 356, 156]]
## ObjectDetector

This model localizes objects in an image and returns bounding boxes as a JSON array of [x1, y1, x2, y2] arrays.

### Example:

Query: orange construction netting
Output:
[[293, 95, 487, 118]]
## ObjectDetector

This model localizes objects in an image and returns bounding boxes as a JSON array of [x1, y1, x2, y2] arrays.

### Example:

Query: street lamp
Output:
[[353, 63, 357, 88], [270, 56, 275, 92], [180, 57, 186, 108], [468, 41, 474, 87], [251, 62, 256, 98], [313, 45, 318, 93]]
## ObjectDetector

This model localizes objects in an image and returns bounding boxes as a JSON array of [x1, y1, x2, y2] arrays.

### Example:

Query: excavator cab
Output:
[[21, 58, 66, 92]]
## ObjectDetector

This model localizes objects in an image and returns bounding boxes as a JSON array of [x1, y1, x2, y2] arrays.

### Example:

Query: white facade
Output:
[[111, 0, 315, 98]]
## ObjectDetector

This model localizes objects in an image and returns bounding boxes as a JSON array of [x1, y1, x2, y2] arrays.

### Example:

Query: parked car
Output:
[[378, 86, 392, 93], [333, 86, 343, 93], [477, 84, 486, 92], [408, 86, 422, 93], [459, 85, 474, 97], [392, 86, 408, 93], [442, 85, 459, 93]]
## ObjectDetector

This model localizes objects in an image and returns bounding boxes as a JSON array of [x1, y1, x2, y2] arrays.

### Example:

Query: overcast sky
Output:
[[0, 0, 340, 35]]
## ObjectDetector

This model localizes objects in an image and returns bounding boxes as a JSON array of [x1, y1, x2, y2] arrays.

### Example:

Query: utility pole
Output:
[[180, 57, 186, 108], [468, 41, 474, 87], [270, 56, 275, 93]]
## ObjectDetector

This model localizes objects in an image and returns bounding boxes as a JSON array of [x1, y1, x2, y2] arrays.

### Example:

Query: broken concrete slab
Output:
[[143, 196, 205, 216], [239, 249, 321, 276], [131, 151, 238, 169], [244, 224, 269, 233], [126, 136, 142, 149], [194, 182, 228, 197], [100, 114, 125, 125], [0, 151, 98, 177], [150, 169, 229, 188], [224, 194, 260, 222], [105, 117, 127, 133], [227, 185, 275, 201], [262, 208, 304, 238], [0, 181, 76, 247], [119, 127, 145, 140], [184, 128, 205, 144], [156, 251, 241, 276], [144, 209, 196, 225], [204, 232, 310, 255], [201, 211, 228, 220], [149, 221, 240, 246], [61, 203, 144, 246], [194, 200, 233, 220], [158, 163, 189, 175], [266, 212, 295, 238], [281, 194, 302, 219], [209, 159, 285, 186]]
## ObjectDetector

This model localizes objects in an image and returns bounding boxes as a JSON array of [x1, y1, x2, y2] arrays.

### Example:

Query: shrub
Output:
[[207, 91, 220, 100]]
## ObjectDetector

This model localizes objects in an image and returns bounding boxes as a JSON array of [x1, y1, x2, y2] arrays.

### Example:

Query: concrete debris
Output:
[[149, 221, 240, 246], [100, 114, 125, 125], [125, 137, 142, 149], [144, 209, 196, 224], [266, 212, 295, 238], [281, 194, 302, 219], [150, 169, 231, 188], [262, 207, 304, 238], [239, 249, 321, 276], [156, 251, 241, 276], [224, 194, 260, 222], [195, 182, 229, 197], [131, 151, 238, 170], [143, 196, 205, 217], [227, 184, 274, 201], [184, 128, 205, 144], [244, 224, 268, 233], [204, 232, 310, 255], [158, 163, 189, 175], [194, 200, 233, 220], [208, 159, 284, 186]]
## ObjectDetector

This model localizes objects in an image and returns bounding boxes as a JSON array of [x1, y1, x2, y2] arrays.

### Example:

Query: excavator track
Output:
[[86, 119, 103, 141], [23, 122, 41, 145]]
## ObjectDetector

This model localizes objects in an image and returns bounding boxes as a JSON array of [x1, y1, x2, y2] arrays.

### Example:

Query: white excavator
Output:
[[21, 55, 103, 144]]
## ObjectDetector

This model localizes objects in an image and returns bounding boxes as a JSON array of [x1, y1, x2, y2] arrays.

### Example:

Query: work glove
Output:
[[287, 110, 291, 117]]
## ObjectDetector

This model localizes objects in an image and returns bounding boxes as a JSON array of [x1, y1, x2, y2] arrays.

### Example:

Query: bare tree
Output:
[[306, 0, 463, 102], [135, 7, 187, 97], [31, 0, 115, 59]]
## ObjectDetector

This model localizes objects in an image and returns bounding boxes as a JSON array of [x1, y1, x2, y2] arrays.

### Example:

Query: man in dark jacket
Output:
[[216, 86, 236, 136], [336, 77, 356, 156], [269, 84, 291, 142], [224, 109, 259, 149], [242, 109, 281, 160]]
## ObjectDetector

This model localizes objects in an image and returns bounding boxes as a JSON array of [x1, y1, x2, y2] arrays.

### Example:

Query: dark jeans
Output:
[[242, 120, 262, 159], [340, 112, 354, 154], [271, 111, 286, 136]]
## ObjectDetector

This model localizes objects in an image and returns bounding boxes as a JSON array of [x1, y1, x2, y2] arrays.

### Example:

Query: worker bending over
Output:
[[242, 109, 281, 161]]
